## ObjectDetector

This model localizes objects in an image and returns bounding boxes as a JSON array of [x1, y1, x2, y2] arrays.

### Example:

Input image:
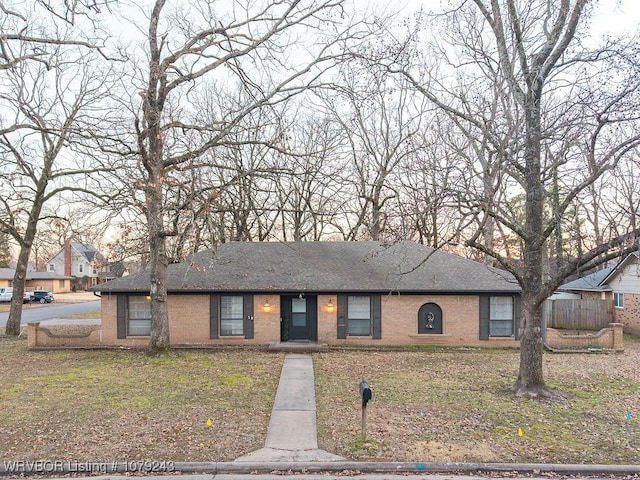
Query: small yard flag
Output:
[[626, 412, 632, 421], [517, 428, 524, 437], [206, 418, 213, 427]]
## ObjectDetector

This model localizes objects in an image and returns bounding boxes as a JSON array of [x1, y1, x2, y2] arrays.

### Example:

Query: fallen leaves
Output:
[[314, 341, 640, 464], [0, 337, 284, 462]]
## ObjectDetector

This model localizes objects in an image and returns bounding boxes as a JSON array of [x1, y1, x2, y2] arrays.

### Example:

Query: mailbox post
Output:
[[359, 379, 372, 441]]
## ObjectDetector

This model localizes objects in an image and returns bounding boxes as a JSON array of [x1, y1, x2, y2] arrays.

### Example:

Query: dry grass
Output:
[[0, 335, 284, 462], [314, 338, 640, 464], [63, 309, 102, 319], [0, 303, 42, 313], [1, 332, 639, 464]]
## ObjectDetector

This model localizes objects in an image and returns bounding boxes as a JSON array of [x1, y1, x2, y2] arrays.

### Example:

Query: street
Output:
[[0, 301, 100, 327]]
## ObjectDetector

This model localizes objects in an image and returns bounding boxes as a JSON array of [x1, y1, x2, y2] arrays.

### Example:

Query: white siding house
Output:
[[47, 241, 105, 289], [602, 252, 640, 334], [559, 252, 640, 334]]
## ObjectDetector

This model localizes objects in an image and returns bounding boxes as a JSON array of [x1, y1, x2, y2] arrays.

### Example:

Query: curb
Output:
[[2, 460, 640, 476], [188, 461, 640, 475]]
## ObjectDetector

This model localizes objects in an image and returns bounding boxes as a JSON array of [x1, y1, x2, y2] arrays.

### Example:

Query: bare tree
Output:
[[323, 67, 426, 241], [271, 113, 343, 241], [0, 1, 112, 72], [393, 114, 468, 248], [603, 152, 640, 236], [385, 0, 640, 397], [114, 0, 366, 352], [0, 40, 113, 335], [0, 231, 11, 268]]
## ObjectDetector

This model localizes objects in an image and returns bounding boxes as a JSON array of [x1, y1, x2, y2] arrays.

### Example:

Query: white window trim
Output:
[[128, 295, 151, 336], [614, 292, 624, 309], [220, 295, 244, 336], [489, 296, 515, 338], [347, 295, 372, 336]]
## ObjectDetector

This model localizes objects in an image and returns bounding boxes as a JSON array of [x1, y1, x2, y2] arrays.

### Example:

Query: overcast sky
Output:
[[385, 0, 639, 38]]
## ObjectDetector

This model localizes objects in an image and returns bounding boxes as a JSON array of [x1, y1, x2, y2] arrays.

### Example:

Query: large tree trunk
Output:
[[147, 169, 170, 352], [5, 247, 30, 336], [511, 86, 555, 397], [143, 0, 170, 353], [5, 201, 44, 336], [511, 293, 550, 397]]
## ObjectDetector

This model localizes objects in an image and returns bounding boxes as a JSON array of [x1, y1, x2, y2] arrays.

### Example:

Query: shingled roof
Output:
[[91, 241, 520, 294], [71, 242, 102, 263], [558, 267, 614, 292], [0, 268, 72, 281]]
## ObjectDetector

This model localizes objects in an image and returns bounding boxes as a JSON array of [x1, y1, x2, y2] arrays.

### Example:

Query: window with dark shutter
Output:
[[479, 295, 490, 340], [243, 294, 254, 339], [347, 295, 371, 335], [337, 294, 347, 339], [116, 295, 127, 339], [220, 295, 244, 335], [372, 295, 381, 339], [210, 295, 219, 339]]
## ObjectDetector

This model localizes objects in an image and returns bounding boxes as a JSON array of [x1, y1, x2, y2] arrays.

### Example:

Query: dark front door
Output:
[[281, 295, 317, 341]]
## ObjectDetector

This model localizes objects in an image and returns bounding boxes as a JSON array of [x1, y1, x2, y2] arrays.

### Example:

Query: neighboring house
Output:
[[90, 241, 522, 348], [0, 268, 13, 288], [25, 272, 73, 293], [47, 241, 105, 290], [558, 252, 640, 334], [0, 268, 72, 293], [98, 261, 129, 283]]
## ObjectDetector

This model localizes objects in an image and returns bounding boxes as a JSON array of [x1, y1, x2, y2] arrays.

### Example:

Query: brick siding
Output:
[[27, 323, 102, 348], [36, 292, 522, 348], [545, 323, 623, 351], [614, 293, 640, 335], [318, 294, 519, 348]]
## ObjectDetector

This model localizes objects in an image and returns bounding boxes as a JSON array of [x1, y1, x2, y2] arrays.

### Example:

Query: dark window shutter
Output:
[[116, 295, 127, 339], [243, 294, 254, 339], [307, 295, 318, 342], [210, 295, 219, 339], [479, 295, 490, 340], [514, 295, 522, 339], [337, 294, 347, 339], [372, 295, 382, 339]]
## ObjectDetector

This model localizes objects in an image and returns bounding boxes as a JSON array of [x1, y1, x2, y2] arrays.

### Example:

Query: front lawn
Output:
[[1, 332, 638, 464], [314, 339, 640, 464], [0, 335, 283, 462]]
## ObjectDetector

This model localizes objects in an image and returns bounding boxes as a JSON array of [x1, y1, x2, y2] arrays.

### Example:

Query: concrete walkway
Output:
[[235, 353, 344, 462]]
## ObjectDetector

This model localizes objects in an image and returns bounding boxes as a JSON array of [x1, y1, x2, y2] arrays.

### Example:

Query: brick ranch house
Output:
[[558, 251, 640, 335], [89, 241, 523, 348], [0, 268, 72, 293]]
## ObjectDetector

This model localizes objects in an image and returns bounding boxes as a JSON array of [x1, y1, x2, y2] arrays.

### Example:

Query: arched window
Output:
[[418, 303, 443, 334]]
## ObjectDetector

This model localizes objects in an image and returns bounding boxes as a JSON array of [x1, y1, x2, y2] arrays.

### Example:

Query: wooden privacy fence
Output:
[[544, 299, 613, 330]]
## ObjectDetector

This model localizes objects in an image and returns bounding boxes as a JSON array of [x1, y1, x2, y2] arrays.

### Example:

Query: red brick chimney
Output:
[[64, 240, 72, 276]]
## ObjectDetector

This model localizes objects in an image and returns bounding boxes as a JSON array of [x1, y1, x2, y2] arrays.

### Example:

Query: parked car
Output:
[[31, 290, 54, 304], [23, 291, 33, 303], [0, 287, 14, 302]]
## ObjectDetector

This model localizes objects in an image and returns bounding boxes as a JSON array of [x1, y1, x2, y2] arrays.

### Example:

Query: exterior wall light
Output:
[[263, 301, 271, 312], [327, 299, 335, 313]]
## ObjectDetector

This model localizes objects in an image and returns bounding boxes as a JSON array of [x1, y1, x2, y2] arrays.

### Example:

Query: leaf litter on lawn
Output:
[[0, 336, 284, 462], [2, 333, 639, 464], [314, 340, 640, 464]]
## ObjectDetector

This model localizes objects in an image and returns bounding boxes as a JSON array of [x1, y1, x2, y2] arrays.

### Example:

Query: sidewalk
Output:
[[234, 353, 344, 462]]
